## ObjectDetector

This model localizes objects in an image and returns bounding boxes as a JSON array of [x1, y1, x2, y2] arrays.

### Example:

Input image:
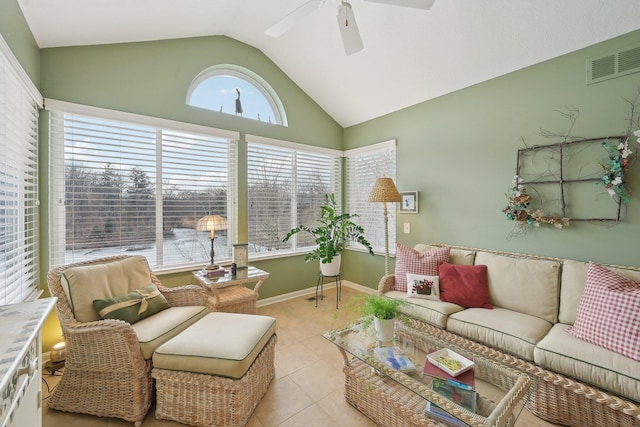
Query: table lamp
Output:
[[196, 214, 228, 270]]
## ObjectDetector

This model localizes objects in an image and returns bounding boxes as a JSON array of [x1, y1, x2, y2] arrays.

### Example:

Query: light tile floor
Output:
[[42, 286, 560, 427]]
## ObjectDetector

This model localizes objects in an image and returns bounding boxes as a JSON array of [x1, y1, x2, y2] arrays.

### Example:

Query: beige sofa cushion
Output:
[[414, 244, 475, 266], [447, 307, 552, 361], [474, 252, 561, 323], [560, 259, 640, 325], [384, 290, 465, 328], [62, 256, 153, 322], [133, 305, 208, 359], [535, 323, 640, 402], [153, 312, 277, 379]]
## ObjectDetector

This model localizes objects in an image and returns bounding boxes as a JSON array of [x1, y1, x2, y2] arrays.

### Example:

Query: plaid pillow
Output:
[[394, 244, 450, 292], [568, 262, 640, 362]]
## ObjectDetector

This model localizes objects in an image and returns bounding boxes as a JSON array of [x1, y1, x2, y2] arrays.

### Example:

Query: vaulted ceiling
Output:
[[17, 0, 640, 127]]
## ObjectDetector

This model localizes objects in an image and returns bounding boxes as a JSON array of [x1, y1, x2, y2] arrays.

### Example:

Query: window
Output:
[[0, 36, 43, 304], [48, 101, 239, 271], [187, 64, 287, 126], [345, 140, 398, 254], [246, 135, 341, 257]]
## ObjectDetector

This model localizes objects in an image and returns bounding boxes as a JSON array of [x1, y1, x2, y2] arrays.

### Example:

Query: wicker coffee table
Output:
[[324, 319, 534, 427]]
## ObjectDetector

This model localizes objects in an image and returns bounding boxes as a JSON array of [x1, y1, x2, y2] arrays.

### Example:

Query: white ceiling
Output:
[[16, 0, 640, 127]]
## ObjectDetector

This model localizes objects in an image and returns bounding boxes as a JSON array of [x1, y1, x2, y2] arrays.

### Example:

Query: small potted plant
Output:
[[283, 193, 374, 276], [361, 294, 406, 341]]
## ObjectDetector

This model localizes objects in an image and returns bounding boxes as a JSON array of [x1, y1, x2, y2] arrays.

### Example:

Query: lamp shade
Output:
[[368, 177, 402, 203], [196, 215, 228, 233]]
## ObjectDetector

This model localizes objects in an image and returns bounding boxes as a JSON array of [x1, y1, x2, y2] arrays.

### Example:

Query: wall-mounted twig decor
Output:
[[516, 136, 626, 222], [503, 91, 640, 234]]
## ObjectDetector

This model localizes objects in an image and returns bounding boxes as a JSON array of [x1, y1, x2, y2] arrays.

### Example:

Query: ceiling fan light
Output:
[[337, 2, 363, 55]]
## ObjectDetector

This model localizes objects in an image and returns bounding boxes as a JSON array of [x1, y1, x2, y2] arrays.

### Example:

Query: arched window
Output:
[[187, 64, 287, 126]]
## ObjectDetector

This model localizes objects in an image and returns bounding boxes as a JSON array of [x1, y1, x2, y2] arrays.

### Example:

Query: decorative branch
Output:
[[503, 90, 640, 235]]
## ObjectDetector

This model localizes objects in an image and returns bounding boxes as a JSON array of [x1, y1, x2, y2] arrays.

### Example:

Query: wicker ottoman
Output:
[[151, 312, 277, 427]]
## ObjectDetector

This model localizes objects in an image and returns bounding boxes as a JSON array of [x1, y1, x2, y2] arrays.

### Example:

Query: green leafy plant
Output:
[[283, 193, 374, 264], [361, 294, 406, 321]]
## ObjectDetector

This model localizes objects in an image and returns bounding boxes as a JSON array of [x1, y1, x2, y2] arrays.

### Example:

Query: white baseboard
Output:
[[256, 280, 376, 308]]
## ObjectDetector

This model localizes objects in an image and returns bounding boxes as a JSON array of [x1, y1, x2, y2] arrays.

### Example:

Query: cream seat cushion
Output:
[[447, 307, 553, 361], [153, 312, 277, 379], [132, 305, 208, 359], [384, 290, 464, 329], [535, 323, 640, 403]]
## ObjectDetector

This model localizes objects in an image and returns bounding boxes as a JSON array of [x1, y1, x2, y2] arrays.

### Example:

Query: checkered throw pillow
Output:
[[568, 261, 640, 362], [393, 244, 450, 292]]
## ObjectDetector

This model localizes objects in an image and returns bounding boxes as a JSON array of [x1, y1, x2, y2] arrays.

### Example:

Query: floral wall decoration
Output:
[[503, 91, 640, 234]]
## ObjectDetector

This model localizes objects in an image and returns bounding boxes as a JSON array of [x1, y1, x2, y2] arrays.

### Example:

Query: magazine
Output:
[[424, 401, 470, 427], [431, 379, 477, 413], [373, 346, 417, 372]]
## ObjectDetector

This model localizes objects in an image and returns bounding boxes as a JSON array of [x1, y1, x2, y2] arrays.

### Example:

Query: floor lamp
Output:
[[368, 177, 402, 276]]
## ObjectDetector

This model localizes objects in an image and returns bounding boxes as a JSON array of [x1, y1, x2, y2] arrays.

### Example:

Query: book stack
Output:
[[202, 268, 228, 278], [423, 349, 477, 426], [424, 401, 470, 427]]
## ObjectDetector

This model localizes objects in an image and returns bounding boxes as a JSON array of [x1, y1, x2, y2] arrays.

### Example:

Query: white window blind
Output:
[[48, 103, 238, 271], [0, 36, 43, 304], [246, 136, 341, 257], [345, 140, 397, 254]]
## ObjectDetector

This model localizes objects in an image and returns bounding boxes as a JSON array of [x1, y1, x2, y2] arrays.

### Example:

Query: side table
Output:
[[192, 266, 269, 314], [316, 272, 341, 309]]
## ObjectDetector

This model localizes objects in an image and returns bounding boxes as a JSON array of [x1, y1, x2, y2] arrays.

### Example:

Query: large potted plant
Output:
[[283, 193, 374, 276], [361, 294, 406, 341]]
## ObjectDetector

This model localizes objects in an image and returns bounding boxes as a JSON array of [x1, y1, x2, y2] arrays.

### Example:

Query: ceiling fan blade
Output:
[[364, 0, 435, 10], [337, 2, 364, 55], [265, 0, 325, 37]]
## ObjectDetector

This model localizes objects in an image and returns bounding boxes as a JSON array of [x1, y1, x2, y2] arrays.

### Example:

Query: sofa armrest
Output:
[[378, 274, 396, 294], [62, 318, 148, 370], [159, 284, 206, 307]]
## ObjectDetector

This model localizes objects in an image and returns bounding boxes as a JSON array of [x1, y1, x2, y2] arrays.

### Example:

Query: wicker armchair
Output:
[[47, 255, 206, 426]]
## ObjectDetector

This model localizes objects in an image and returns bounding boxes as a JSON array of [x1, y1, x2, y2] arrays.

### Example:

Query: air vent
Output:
[[587, 42, 640, 84]]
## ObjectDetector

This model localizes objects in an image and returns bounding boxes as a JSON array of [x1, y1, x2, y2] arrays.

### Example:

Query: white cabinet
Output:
[[0, 298, 56, 427]]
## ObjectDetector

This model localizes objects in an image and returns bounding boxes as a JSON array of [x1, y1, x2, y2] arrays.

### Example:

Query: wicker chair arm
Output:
[[159, 284, 206, 307], [61, 318, 148, 371], [378, 274, 396, 294]]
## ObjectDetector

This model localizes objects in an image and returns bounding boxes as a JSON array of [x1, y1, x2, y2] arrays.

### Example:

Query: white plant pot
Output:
[[374, 316, 395, 342], [320, 254, 341, 276]]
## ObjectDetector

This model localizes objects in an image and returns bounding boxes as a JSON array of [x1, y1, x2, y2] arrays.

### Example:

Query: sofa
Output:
[[47, 255, 208, 425], [379, 243, 640, 427]]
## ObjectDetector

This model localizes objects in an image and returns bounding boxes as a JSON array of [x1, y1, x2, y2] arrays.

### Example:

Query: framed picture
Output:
[[399, 191, 418, 213]]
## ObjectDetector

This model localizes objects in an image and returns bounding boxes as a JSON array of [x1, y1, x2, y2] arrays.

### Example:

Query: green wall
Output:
[[344, 30, 640, 290], [0, 0, 39, 84], [39, 36, 342, 146]]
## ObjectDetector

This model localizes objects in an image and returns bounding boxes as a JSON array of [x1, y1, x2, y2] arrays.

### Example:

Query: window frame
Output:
[[47, 99, 240, 273], [0, 35, 43, 304], [345, 140, 398, 256], [246, 134, 342, 259], [186, 64, 288, 126]]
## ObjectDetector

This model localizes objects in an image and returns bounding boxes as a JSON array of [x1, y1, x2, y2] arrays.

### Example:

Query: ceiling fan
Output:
[[265, 0, 436, 55]]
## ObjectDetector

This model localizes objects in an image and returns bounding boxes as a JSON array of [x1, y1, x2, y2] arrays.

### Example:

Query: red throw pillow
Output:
[[393, 244, 450, 292], [568, 262, 640, 362], [439, 263, 493, 309]]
